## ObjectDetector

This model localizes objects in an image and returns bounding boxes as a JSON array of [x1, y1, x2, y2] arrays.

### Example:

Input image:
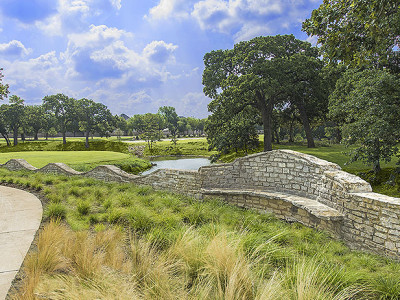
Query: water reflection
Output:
[[141, 157, 212, 175]]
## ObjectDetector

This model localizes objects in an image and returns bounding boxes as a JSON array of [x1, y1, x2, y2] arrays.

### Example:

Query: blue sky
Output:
[[0, 0, 322, 118]]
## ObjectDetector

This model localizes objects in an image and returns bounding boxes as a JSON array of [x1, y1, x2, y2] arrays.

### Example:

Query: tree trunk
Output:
[[62, 132, 66, 144], [45, 132, 48, 140], [297, 101, 315, 148], [21, 132, 25, 142], [289, 118, 295, 143], [274, 127, 280, 144], [85, 131, 90, 148], [34, 131, 38, 140], [2, 133, 10, 146], [259, 96, 273, 151], [13, 127, 18, 146]]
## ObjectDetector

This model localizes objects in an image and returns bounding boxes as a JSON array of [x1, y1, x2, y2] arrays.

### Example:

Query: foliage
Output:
[[329, 69, 400, 172], [203, 35, 323, 152], [158, 106, 179, 138], [2, 170, 400, 299], [42, 94, 77, 144], [4, 95, 25, 146], [0, 68, 9, 100], [76, 98, 115, 148], [303, 0, 400, 71], [206, 105, 259, 154], [24, 105, 46, 140]]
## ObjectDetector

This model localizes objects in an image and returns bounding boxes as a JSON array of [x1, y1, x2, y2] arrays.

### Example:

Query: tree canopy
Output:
[[76, 98, 114, 148], [303, 0, 400, 71], [329, 69, 400, 172], [203, 34, 322, 151], [42, 94, 76, 144], [0, 68, 9, 100]]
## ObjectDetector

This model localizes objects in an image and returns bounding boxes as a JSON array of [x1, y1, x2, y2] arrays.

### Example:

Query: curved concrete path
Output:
[[0, 186, 42, 299]]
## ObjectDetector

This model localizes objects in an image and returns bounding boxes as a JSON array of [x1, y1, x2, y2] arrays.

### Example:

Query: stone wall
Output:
[[133, 169, 202, 198], [1, 150, 400, 258]]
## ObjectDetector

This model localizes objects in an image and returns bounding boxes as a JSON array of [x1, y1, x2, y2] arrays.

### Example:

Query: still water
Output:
[[141, 157, 212, 175]]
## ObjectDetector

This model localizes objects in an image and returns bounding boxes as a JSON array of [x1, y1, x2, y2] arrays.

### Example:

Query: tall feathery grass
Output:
[[1, 168, 399, 299], [13, 221, 365, 300]]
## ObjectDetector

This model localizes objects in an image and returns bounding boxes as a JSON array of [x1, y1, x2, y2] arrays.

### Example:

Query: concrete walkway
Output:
[[0, 186, 42, 299]]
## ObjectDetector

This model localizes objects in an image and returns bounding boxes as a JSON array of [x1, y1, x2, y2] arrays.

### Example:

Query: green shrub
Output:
[[77, 201, 90, 215], [46, 203, 67, 219]]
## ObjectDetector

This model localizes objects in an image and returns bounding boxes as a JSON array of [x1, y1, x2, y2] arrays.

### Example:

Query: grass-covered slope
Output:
[[2, 169, 400, 299], [0, 151, 151, 174], [0, 140, 131, 153]]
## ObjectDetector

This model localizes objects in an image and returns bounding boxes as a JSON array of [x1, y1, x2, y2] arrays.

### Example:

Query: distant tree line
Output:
[[121, 107, 206, 151], [0, 93, 115, 148], [203, 0, 400, 172], [0, 76, 206, 150]]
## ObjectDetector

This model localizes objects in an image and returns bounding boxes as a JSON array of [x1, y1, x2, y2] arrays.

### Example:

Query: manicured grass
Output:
[[2, 169, 400, 299], [0, 140, 132, 153], [0, 151, 152, 174], [0, 151, 129, 168]]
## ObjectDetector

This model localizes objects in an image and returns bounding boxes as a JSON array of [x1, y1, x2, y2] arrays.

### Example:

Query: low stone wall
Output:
[[133, 169, 202, 198], [1, 150, 400, 258]]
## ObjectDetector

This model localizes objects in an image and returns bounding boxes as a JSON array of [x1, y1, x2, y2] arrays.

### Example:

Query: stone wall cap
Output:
[[352, 192, 400, 204], [324, 170, 372, 193], [201, 188, 344, 221], [278, 150, 341, 170], [3, 159, 38, 171], [84, 165, 139, 179], [38, 163, 82, 175], [140, 168, 199, 177]]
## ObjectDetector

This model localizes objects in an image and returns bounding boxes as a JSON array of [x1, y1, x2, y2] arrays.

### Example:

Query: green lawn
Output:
[[0, 151, 130, 168], [0, 151, 152, 174]]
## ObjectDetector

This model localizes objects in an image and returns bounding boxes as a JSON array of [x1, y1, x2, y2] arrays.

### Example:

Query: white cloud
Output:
[[35, 0, 122, 35], [110, 0, 121, 10], [191, 0, 287, 39], [191, 0, 233, 33], [145, 0, 191, 21], [67, 24, 130, 48], [0, 40, 32, 57], [180, 92, 210, 117], [143, 41, 178, 64], [0, 51, 67, 100], [233, 23, 271, 42], [147, 0, 317, 42]]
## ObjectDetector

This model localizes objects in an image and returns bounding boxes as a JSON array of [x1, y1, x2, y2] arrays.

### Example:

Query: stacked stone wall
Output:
[[133, 169, 201, 198], [1, 151, 400, 258]]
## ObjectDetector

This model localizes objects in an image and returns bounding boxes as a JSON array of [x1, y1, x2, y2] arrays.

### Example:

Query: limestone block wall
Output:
[[199, 150, 400, 257], [1, 151, 400, 258], [199, 150, 371, 200], [133, 169, 201, 198], [84, 165, 138, 182]]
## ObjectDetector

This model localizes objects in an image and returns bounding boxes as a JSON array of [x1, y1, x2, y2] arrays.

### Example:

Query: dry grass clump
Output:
[[11, 221, 365, 300]]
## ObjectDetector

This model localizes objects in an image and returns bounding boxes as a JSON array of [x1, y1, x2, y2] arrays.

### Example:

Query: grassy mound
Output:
[[2, 169, 400, 299], [0, 140, 131, 153], [0, 151, 151, 174]]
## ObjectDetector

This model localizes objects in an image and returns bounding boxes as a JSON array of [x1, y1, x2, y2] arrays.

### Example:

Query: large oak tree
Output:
[[303, 0, 400, 71], [203, 35, 322, 151]]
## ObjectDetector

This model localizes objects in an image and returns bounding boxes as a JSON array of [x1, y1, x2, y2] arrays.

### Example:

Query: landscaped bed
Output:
[[2, 169, 400, 299]]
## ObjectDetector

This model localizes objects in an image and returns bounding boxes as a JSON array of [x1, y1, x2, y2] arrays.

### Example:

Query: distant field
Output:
[[0, 151, 130, 168]]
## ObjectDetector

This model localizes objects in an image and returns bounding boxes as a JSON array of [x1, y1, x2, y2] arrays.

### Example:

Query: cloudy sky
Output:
[[0, 0, 321, 118]]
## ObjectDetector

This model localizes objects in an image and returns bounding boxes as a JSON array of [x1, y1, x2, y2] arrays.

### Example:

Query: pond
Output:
[[141, 157, 212, 175]]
